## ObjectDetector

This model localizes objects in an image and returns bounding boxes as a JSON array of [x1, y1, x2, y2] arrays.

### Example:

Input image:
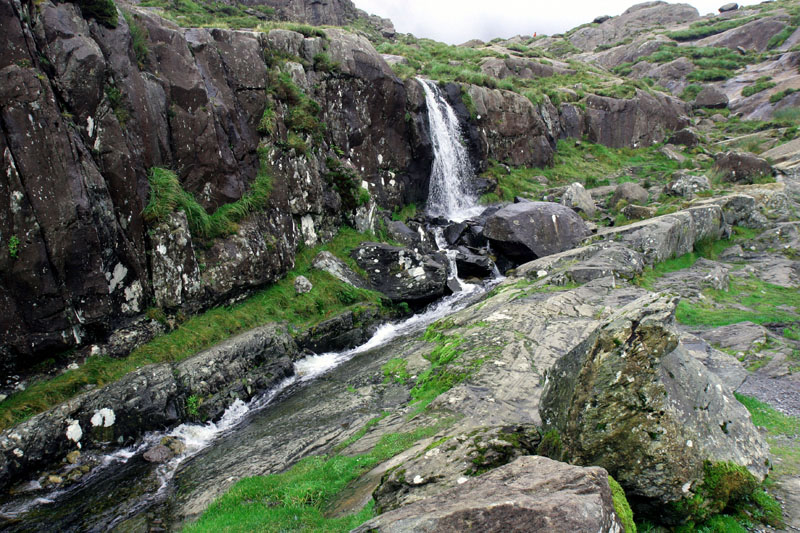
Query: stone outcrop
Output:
[[540, 293, 769, 513], [483, 202, 592, 264], [664, 171, 711, 198], [713, 151, 774, 183], [355, 456, 624, 533]]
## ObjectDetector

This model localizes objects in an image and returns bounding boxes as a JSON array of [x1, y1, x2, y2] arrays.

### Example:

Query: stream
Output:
[[0, 77, 492, 532]]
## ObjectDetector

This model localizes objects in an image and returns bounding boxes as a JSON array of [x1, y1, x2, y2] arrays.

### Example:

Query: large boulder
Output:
[[693, 86, 729, 109], [351, 243, 449, 305], [713, 151, 773, 184], [610, 182, 649, 206], [483, 202, 592, 264], [664, 171, 711, 198], [354, 456, 625, 533], [561, 182, 597, 217], [540, 294, 770, 516]]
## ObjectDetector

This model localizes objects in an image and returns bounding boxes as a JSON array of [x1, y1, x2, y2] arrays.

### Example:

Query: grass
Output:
[[736, 394, 800, 438], [138, 0, 275, 29], [0, 228, 386, 431], [770, 88, 800, 104], [666, 15, 760, 42], [741, 76, 777, 98], [613, 45, 762, 84], [675, 275, 800, 327], [143, 161, 272, 241], [767, 25, 797, 50], [77, 0, 118, 27], [123, 11, 149, 69], [185, 424, 444, 532]]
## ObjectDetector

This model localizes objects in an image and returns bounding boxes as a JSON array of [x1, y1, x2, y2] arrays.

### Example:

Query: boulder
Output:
[[693, 86, 729, 109], [667, 128, 700, 148], [719, 2, 738, 12], [312, 251, 370, 289], [648, 257, 730, 297], [351, 243, 449, 305], [561, 182, 597, 217], [664, 171, 711, 198], [483, 202, 592, 264], [143, 445, 173, 463], [659, 144, 687, 163], [713, 151, 773, 184], [610, 182, 649, 207], [692, 194, 768, 229], [386, 221, 423, 249], [697, 17, 788, 52], [516, 243, 646, 284], [455, 252, 495, 279], [294, 275, 313, 294], [443, 222, 469, 246], [622, 204, 656, 219], [541, 293, 770, 514], [594, 15, 612, 24], [354, 456, 624, 533], [696, 322, 768, 354]]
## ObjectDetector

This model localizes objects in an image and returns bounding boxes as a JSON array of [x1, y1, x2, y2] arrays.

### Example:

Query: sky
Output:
[[353, 0, 731, 44]]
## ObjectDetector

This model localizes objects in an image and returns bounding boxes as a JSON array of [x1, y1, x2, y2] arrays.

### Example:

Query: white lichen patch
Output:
[[457, 476, 468, 485], [66, 420, 83, 445], [412, 475, 424, 485], [13, 448, 24, 458], [91, 408, 116, 428], [107, 263, 128, 294]]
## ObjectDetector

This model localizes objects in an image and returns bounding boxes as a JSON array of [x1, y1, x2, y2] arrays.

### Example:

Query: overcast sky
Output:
[[353, 0, 731, 44]]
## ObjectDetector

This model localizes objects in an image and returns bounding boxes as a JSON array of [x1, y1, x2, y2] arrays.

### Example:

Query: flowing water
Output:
[[0, 78, 495, 532], [418, 78, 483, 223]]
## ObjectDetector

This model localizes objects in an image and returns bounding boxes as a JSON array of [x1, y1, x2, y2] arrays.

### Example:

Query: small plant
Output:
[[123, 11, 149, 69], [536, 429, 563, 461], [356, 187, 371, 207], [105, 84, 129, 125], [75, 0, 119, 28], [8, 235, 20, 259], [257, 104, 275, 135], [770, 87, 800, 104], [312, 52, 338, 73], [382, 358, 410, 384], [186, 394, 200, 417]]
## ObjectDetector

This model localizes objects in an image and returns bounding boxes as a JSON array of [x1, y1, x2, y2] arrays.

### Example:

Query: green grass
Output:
[[391, 203, 417, 222], [0, 228, 386, 431], [767, 25, 797, 50], [76, 0, 118, 27], [142, 160, 271, 240], [138, 0, 274, 29], [122, 11, 149, 69], [735, 394, 800, 437], [741, 76, 777, 98], [770, 88, 800, 104], [675, 275, 800, 327], [614, 45, 762, 84], [185, 425, 444, 532], [666, 15, 759, 42]]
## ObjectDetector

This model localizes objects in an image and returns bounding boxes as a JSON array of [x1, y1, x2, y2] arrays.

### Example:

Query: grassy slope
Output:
[[0, 228, 386, 431]]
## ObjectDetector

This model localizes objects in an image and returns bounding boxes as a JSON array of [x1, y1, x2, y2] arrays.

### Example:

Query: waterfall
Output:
[[418, 78, 482, 222]]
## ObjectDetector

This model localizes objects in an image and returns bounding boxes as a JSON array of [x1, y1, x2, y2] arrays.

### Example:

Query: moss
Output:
[[609, 476, 636, 533], [536, 429, 563, 461], [382, 358, 410, 384]]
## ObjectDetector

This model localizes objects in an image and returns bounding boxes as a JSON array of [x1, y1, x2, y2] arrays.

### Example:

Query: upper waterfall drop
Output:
[[418, 78, 483, 223]]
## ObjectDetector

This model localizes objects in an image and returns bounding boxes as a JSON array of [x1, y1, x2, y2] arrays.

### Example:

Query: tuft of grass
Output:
[[0, 228, 385, 431], [735, 394, 800, 437], [382, 358, 410, 384], [391, 203, 417, 222], [667, 16, 759, 42], [742, 76, 777, 98], [123, 11, 149, 69], [138, 0, 274, 29], [767, 25, 797, 50], [7, 235, 20, 259], [609, 476, 637, 533], [105, 84, 129, 125], [75, 0, 118, 27], [185, 425, 443, 533], [770, 88, 800, 104]]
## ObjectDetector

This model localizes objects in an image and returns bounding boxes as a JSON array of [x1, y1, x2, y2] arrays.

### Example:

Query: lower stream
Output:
[[0, 276, 495, 532]]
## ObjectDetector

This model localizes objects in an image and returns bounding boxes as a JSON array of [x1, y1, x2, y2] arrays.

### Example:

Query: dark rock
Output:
[[667, 128, 700, 148], [622, 204, 656, 219], [354, 456, 624, 533], [610, 182, 649, 207], [693, 86, 729, 109], [143, 445, 173, 464], [296, 308, 382, 354], [713, 151, 773, 184], [693, 194, 768, 229], [455, 252, 494, 279], [541, 293, 769, 513], [594, 15, 612, 24], [719, 2, 738, 12], [443, 222, 468, 246], [386, 221, 422, 248], [483, 202, 592, 264], [351, 243, 450, 305]]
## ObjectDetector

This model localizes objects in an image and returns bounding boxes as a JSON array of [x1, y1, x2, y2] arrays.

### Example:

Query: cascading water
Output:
[[418, 78, 483, 222]]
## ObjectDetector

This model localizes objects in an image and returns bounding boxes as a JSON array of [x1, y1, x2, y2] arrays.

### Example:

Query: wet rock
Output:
[[355, 456, 623, 533], [312, 251, 370, 290], [622, 204, 656, 219], [66, 451, 81, 464], [294, 275, 313, 294], [455, 252, 494, 279], [443, 222, 469, 246], [667, 128, 700, 148], [386, 221, 423, 249], [561, 182, 596, 217], [713, 151, 773, 184], [693, 86, 729, 109], [351, 243, 449, 305], [161, 436, 186, 456], [719, 2, 738, 12], [610, 182, 649, 207], [143, 445, 173, 464], [541, 293, 770, 513], [665, 171, 711, 198], [296, 307, 383, 354], [483, 202, 592, 264]]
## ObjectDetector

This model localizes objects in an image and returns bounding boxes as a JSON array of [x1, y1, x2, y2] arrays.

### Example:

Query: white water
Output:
[[418, 78, 483, 223]]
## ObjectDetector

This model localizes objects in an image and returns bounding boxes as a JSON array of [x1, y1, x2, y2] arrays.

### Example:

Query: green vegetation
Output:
[[609, 476, 637, 533], [672, 461, 782, 528], [741, 76, 777, 98], [737, 393, 800, 479], [325, 157, 366, 212], [186, 394, 201, 418], [391, 203, 417, 222], [268, 71, 324, 149], [105, 84, 129, 125], [767, 24, 797, 49], [7, 235, 20, 259], [480, 139, 687, 203], [74, 0, 118, 28], [312, 52, 338, 72], [614, 44, 761, 84], [138, 0, 274, 29], [382, 358, 410, 384], [536, 429, 563, 461], [186, 425, 443, 533], [769, 87, 800, 104], [675, 275, 800, 327], [0, 228, 386, 431], [257, 104, 275, 135], [666, 15, 759, 42], [142, 161, 271, 241], [123, 11, 149, 69], [409, 331, 469, 413], [681, 84, 703, 102]]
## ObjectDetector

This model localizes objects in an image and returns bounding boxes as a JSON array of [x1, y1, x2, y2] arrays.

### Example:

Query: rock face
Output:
[[540, 293, 770, 512], [713, 151, 773, 183], [240, 0, 359, 26], [483, 202, 592, 264], [351, 243, 449, 305], [694, 86, 729, 109], [354, 456, 624, 533]]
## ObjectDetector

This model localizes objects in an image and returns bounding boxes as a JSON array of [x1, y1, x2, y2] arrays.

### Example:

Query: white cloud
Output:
[[354, 0, 732, 44]]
